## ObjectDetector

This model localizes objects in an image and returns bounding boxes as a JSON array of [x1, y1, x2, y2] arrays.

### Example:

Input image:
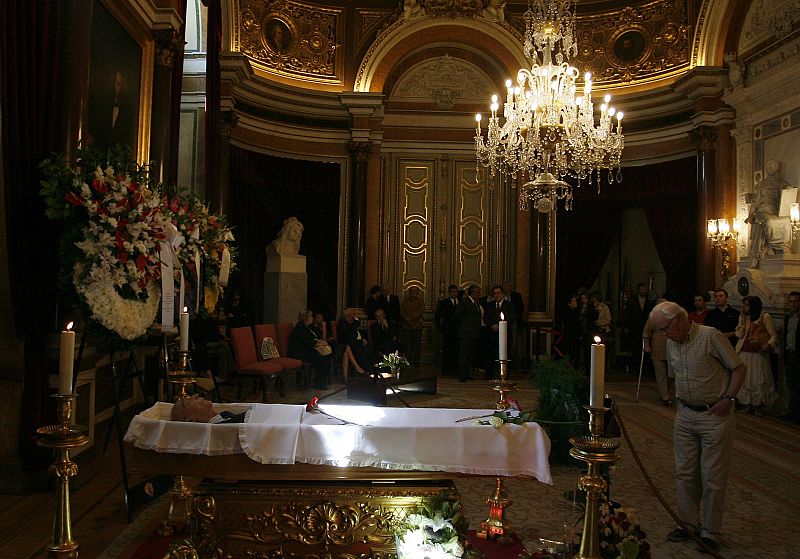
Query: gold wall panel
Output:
[[400, 162, 432, 296], [235, 0, 344, 84], [455, 162, 488, 290]]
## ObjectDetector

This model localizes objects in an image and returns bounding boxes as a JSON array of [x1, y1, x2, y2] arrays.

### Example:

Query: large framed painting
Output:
[[86, 0, 153, 163]]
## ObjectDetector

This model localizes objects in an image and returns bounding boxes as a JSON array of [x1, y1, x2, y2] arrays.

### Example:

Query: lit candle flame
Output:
[[594, 335, 602, 343], [66, 321, 74, 331], [183, 306, 188, 313], [500, 312, 505, 321]]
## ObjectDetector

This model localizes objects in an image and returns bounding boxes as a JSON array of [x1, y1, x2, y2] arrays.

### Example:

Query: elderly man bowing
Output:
[[650, 301, 746, 554]]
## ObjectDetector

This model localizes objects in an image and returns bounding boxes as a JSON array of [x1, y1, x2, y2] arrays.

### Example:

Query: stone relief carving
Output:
[[745, 160, 791, 266], [724, 52, 746, 90], [403, 0, 425, 19], [741, 0, 800, 49], [481, 0, 506, 22], [392, 55, 493, 108]]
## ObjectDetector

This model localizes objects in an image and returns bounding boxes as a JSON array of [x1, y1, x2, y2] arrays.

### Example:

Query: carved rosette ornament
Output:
[[236, 0, 343, 84], [350, 141, 373, 163]]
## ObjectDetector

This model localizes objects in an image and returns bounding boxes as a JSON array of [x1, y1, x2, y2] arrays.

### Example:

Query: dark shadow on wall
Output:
[[229, 147, 341, 323]]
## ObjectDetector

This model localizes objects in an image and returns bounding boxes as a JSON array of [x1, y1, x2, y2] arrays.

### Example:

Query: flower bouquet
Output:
[[597, 500, 650, 559], [394, 497, 464, 559], [376, 351, 410, 378]]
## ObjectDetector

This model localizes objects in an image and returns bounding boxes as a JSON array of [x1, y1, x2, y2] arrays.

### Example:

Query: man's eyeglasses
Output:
[[656, 317, 677, 333]]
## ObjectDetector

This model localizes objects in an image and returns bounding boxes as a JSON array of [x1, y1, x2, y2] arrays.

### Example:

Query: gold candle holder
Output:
[[37, 394, 89, 558], [158, 350, 197, 536], [476, 359, 517, 542], [167, 350, 197, 401], [569, 405, 619, 559], [492, 358, 517, 409]]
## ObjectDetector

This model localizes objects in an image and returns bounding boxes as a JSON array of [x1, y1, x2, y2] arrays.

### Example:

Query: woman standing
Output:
[[735, 295, 776, 415]]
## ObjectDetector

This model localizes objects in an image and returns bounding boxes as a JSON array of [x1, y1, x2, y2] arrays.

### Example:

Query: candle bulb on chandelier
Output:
[[179, 307, 189, 352], [475, 113, 482, 134], [59, 322, 76, 395]]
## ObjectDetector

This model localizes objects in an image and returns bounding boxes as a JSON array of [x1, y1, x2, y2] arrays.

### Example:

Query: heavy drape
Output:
[[1, 1, 64, 462], [555, 157, 697, 309]]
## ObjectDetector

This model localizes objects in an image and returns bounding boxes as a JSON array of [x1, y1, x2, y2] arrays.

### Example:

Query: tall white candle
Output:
[[589, 336, 605, 408], [59, 322, 76, 395], [498, 312, 508, 360], [179, 308, 189, 352]]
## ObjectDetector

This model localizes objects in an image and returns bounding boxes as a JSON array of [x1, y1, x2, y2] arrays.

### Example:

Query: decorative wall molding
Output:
[[740, 0, 800, 52]]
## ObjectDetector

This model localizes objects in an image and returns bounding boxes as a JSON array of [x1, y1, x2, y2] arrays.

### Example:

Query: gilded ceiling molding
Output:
[[353, 16, 526, 93], [693, 0, 731, 66], [232, 0, 344, 85]]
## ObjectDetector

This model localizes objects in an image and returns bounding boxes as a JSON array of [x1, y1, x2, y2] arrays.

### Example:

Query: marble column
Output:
[[348, 141, 372, 307], [149, 29, 183, 184], [690, 125, 718, 290]]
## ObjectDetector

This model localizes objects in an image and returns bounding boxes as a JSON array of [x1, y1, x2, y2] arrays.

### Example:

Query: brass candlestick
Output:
[[491, 358, 517, 409], [157, 350, 197, 536], [477, 359, 517, 542], [37, 394, 90, 558], [569, 405, 619, 559]]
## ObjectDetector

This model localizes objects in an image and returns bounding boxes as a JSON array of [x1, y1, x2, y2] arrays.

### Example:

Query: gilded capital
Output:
[[153, 29, 185, 68], [219, 111, 239, 137], [688, 126, 718, 151]]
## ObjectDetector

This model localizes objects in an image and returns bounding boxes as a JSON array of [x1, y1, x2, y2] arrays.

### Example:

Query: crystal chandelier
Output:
[[474, 0, 625, 213]]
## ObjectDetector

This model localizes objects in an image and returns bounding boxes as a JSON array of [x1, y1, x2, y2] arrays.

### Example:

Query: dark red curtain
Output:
[[1, 1, 64, 463], [554, 157, 697, 310], [228, 147, 341, 323]]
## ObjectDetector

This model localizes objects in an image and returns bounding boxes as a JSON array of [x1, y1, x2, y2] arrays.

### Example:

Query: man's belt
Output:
[[678, 399, 714, 412]]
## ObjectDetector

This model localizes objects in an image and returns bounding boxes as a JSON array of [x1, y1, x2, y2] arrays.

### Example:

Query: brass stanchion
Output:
[[477, 358, 517, 542], [158, 350, 197, 536], [569, 404, 619, 559], [37, 394, 90, 558]]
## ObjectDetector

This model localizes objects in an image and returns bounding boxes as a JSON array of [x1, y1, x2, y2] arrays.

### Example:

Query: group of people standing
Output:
[[559, 290, 613, 371], [434, 282, 524, 382]]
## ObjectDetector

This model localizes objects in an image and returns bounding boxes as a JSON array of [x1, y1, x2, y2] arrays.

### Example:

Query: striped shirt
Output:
[[666, 322, 744, 406]]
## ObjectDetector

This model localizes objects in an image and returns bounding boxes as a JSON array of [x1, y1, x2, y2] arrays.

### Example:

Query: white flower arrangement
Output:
[[395, 501, 464, 559]]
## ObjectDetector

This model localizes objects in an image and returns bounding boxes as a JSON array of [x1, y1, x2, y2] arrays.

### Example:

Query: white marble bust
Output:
[[267, 216, 304, 256]]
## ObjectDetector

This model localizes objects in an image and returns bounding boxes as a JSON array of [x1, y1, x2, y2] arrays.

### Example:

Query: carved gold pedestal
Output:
[[569, 405, 619, 559], [491, 358, 517, 409], [163, 480, 462, 559], [159, 350, 197, 536], [37, 394, 90, 558]]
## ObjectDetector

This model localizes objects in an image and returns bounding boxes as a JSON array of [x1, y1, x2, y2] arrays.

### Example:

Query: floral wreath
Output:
[[40, 147, 236, 345]]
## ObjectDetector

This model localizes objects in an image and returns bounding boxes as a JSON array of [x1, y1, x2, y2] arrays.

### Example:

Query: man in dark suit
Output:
[[455, 285, 483, 382], [705, 288, 740, 347], [435, 284, 460, 376], [380, 284, 401, 325], [784, 291, 800, 423], [625, 282, 654, 372], [503, 281, 525, 365], [484, 285, 514, 379]]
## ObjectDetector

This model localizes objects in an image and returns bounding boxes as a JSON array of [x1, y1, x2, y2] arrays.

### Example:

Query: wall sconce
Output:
[[790, 203, 800, 235], [707, 218, 741, 281]]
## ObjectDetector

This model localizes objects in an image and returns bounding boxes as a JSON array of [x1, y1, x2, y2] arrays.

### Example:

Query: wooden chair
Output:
[[229, 326, 284, 402]]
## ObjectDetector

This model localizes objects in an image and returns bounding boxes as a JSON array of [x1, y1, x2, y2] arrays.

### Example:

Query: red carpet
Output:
[[131, 529, 525, 558]]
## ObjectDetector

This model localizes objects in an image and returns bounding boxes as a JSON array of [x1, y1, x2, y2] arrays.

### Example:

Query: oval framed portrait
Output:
[[606, 26, 652, 66], [262, 15, 296, 54], [737, 276, 750, 297]]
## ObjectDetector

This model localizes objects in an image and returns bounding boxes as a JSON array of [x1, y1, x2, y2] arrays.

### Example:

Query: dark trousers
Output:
[[458, 336, 478, 380], [786, 350, 800, 420], [441, 332, 459, 375]]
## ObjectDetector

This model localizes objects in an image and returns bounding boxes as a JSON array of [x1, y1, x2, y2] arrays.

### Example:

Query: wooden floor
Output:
[[2, 364, 798, 559]]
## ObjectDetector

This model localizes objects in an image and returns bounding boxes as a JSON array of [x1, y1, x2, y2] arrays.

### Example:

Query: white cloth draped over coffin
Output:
[[124, 403, 552, 484]]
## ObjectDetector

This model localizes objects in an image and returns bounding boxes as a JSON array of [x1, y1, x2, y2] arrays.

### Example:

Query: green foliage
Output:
[[533, 358, 589, 465]]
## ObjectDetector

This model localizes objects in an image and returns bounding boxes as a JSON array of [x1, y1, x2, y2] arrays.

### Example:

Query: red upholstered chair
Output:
[[254, 323, 303, 370], [229, 326, 284, 402]]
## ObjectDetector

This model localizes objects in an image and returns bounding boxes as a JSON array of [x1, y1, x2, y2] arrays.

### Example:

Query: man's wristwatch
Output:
[[720, 394, 736, 402]]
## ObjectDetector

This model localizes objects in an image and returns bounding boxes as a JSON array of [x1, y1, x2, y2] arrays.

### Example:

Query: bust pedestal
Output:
[[263, 249, 307, 325]]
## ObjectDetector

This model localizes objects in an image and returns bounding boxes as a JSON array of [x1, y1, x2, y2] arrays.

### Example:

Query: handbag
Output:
[[260, 336, 280, 360], [748, 321, 770, 351], [314, 339, 333, 356]]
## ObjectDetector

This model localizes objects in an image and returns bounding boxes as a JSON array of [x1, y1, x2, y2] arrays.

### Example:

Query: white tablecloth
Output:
[[124, 403, 552, 484]]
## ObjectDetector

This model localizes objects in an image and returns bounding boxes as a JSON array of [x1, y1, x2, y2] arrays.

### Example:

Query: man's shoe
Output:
[[696, 537, 720, 554], [667, 528, 693, 542]]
